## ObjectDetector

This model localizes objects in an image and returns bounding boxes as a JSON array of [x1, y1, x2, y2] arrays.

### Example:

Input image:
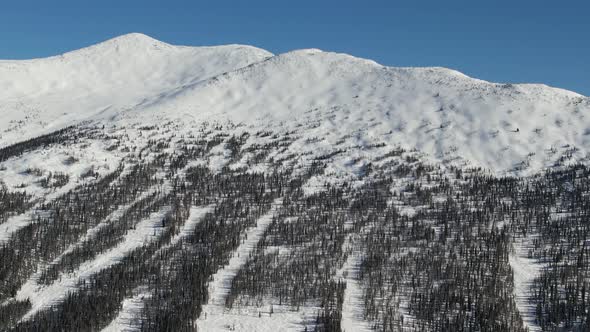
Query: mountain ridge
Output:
[[1, 33, 590, 332], [1, 33, 585, 98], [0, 33, 589, 175]]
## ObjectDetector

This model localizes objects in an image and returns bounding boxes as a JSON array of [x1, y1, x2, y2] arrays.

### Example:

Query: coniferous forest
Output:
[[0, 123, 588, 332]]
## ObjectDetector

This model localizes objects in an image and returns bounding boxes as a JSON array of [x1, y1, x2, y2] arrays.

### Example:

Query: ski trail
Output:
[[13, 162, 196, 321], [196, 198, 281, 330], [339, 252, 372, 332], [102, 205, 213, 332], [0, 164, 136, 245], [336, 228, 372, 332], [49, 185, 161, 267], [16, 206, 171, 321], [165, 205, 213, 249], [0, 180, 88, 244], [0, 185, 161, 310], [102, 288, 151, 332], [510, 236, 543, 332]]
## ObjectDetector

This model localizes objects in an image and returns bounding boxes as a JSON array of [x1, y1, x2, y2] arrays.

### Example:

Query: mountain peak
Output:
[[81, 33, 172, 55], [0, 34, 588, 176], [108, 32, 160, 43]]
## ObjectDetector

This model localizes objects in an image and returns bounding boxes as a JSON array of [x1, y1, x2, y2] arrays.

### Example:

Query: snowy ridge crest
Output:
[[0, 33, 588, 175], [0, 34, 590, 332]]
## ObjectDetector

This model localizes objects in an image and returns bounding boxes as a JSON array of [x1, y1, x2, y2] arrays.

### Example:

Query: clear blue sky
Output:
[[2, 0, 588, 96]]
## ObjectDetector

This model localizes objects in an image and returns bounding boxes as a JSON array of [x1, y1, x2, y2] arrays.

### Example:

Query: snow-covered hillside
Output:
[[133, 47, 590, 175], [0, 33, 272, 145], [1, 34, 590, 332], [1, 33, 588, 175]]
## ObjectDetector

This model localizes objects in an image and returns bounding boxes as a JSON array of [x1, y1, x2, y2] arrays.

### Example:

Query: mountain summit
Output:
[[1, 34, 590, 332], [0, 33, 588, 174]]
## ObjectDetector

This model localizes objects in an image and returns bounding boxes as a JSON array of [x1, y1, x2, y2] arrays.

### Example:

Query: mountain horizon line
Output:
[[2, 32, 585, 97]]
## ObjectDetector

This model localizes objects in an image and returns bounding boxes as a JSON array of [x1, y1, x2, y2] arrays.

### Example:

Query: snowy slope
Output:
[[133, 48, 590, 175], [1, 34, 590, 331], [1, 33, 589, 174], [0, 33, 272, 145]]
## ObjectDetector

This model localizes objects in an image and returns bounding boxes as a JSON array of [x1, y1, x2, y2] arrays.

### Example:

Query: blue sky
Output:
[[1, 0, 588, 96]]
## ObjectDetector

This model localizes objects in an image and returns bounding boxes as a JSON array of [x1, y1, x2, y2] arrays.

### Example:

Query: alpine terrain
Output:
[[0, 33, 589, 331]]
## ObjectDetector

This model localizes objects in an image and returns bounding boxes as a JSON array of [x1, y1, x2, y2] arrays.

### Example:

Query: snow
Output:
[[338, 253, 372, 332], [196, 199, 284, 331], [0, 137, 126, 243], [336, 221, 373, 332], [101, 205, 212, 332], [0, 33, 272, 147], [132, 46, 589, 176], [101, 288, 151, 332], [0, 213, 34, 244], [208, 143, 233, 173], [0, 33, 588, 176], [1, 33, 590, 330], [171, 205, 214, 246], [15, 206, 171, 321], [197, 304, 318, 332], [0, 179, 87, 244], [0, 138, 121, 197], [510, 236, 544, 332], [22, 184, 163, 285]]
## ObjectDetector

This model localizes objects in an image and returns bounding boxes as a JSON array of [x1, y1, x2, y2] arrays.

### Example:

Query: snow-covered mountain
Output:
[[1, 33, 588, 174], [1, 34, 590, 332], [0, 33, 272, 144]]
